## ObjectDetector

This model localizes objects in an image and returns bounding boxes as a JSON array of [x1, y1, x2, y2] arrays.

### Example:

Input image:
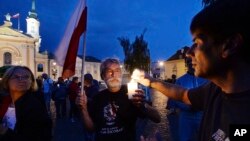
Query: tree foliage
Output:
[[118, 30, 150, 75], [202, 0, 218, 7]]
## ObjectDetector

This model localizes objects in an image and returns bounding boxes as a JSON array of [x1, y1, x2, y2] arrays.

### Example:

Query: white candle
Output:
[[127, 80, 138, 99]]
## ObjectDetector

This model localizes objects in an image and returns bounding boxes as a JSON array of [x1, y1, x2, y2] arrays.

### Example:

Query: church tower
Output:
[[26, 0, 41, 52]]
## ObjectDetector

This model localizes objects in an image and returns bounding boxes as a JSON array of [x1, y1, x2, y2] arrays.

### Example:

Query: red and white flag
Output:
[[0, 95, 12, 120], [55, 0, 87, 78], [12, 13, 20, 18]]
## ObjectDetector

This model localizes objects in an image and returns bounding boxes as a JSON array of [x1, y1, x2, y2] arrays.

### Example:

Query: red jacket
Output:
[[68, 82, 79, 101]]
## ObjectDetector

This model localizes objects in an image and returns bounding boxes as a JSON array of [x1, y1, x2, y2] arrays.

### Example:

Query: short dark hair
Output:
[[84, 73, 93, 81], [72, 76, 78, 82], [190, 0, 250, 63]]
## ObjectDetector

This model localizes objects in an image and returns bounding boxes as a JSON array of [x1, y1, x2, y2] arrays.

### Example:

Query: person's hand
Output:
[[131, 69, 152, 87], [75, 91, 87, 111], [131, 89, 145, 108], [0, 123, 8, 135], [140, 136, 157, 141], [140, 130, 162, 141]]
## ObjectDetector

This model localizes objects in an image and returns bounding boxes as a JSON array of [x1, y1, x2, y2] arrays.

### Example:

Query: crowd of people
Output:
[[0, 62, 159, 141], [0, 66, 102, 141], [1, 0, 250, 140]]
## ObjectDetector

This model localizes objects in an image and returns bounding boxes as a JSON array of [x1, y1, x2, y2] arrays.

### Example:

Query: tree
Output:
[[0, 65, 12, 78], [118, 29, 150, 75], [202, 0, 218, 7]]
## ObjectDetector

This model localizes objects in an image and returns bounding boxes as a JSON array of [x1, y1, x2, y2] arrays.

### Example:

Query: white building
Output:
[[0, 0, 47, 78], [0, 0, 102, 81], [164, 46, 190, 79]]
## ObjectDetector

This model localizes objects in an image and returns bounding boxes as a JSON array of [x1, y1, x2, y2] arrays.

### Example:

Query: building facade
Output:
[[154, 46, 190, 80], [0, 0, 102, 81]]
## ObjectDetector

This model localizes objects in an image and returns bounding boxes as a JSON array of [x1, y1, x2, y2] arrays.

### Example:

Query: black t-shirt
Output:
[[188, 82, 250, 141], [89, 85, 145, 141]]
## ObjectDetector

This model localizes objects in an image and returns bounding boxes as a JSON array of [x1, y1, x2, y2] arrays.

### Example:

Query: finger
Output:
[[140, 135, 145, 141], [131, 96, 145, 103], [135, 89, 144, 94], [133, 93, 145, 98], [132, 94, 145, 101]]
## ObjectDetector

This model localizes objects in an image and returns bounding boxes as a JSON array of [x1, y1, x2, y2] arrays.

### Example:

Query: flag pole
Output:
[[18, 16, 20, 31], [80, 32, 87, 94]]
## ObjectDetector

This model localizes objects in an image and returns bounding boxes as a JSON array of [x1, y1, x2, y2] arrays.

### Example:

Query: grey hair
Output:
[[100, 57, 121, 80]]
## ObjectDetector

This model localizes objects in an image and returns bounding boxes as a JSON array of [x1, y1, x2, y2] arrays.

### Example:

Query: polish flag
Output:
[[55, 0, 87, 78], [12, 13, 20, 18], [0, 95, 12, 121]]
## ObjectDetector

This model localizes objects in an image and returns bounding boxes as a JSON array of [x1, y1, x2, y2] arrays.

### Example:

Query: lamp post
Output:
[[158, 61, 165, 80], [52, 62, 57, 79]]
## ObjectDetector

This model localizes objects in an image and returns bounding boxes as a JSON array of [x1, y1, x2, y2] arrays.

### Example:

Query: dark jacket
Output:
[[53, 82, 68, 100], [1, 92, 52, 141]]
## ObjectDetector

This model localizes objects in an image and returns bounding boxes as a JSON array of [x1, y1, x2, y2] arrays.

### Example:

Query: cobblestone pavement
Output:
[[51, 100, 86, 141], [51, 89, 171, 141], [142, 89, 170, 141]]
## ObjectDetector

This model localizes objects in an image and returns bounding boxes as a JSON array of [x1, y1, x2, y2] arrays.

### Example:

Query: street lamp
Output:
[[159, 61, 164, 67], [158, 61, 165, 80], [52, 62, 57, 79]]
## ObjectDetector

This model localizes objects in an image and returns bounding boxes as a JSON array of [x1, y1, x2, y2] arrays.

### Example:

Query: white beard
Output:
[[106, 77, 122, 89]]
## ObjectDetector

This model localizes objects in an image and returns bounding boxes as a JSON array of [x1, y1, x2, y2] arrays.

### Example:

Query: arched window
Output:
[[37, 63, 43, 72], [4, 52, 12, 65]]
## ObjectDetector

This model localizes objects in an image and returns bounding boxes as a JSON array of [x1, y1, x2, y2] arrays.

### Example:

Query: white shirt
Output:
[[2, 107, 16, 130]]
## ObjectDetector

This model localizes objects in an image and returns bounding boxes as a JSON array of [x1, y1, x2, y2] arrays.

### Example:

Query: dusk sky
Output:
[[0, 0, 203, 62]]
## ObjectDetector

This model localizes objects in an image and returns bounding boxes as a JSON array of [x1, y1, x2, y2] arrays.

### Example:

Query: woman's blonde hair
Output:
[[1, 66, 37, 92]]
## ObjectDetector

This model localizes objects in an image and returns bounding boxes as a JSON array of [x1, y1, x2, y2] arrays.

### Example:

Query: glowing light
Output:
[[127, 79, 138, 99]]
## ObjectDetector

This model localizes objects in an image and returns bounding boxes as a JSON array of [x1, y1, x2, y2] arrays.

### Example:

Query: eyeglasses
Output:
[[10, 75, 31, 81]]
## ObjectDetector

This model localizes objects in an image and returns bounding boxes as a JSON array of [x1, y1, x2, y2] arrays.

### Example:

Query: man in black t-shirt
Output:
[[135, 0, 250, 141], [76, 58, 161, 141]]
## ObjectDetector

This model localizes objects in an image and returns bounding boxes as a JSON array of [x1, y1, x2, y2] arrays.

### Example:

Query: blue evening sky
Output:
[[0, 0, 203, 62]]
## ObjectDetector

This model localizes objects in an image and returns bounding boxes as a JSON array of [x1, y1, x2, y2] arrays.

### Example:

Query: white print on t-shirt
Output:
[[2, 107, 16, 130], [100, 126, 124, 135], [103, 102, 119, 126], [212, 129, 230, 141]]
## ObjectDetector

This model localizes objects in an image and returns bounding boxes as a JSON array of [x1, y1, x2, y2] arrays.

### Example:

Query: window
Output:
[[37, 64, 43, 72], [172, 64, 177, 75], [4, 52, 12, 65]]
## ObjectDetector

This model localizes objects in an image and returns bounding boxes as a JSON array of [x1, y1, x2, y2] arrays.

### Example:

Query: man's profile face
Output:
[[188, 30, 222, 78], [103, 63, 122, 89]]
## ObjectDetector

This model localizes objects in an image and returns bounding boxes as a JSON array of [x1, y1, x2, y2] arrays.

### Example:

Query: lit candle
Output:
[[127, 80, 138, 99]]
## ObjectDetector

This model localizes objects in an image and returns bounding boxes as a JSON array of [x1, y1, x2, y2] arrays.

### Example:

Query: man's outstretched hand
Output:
[[131, 69, 152, 87]]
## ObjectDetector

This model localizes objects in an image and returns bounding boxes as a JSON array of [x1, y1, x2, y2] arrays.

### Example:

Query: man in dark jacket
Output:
[[53, 77, 68, 119]]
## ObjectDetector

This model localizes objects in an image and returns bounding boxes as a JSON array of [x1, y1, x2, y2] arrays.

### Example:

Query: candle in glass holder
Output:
[[127, 80, 138, 99]]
